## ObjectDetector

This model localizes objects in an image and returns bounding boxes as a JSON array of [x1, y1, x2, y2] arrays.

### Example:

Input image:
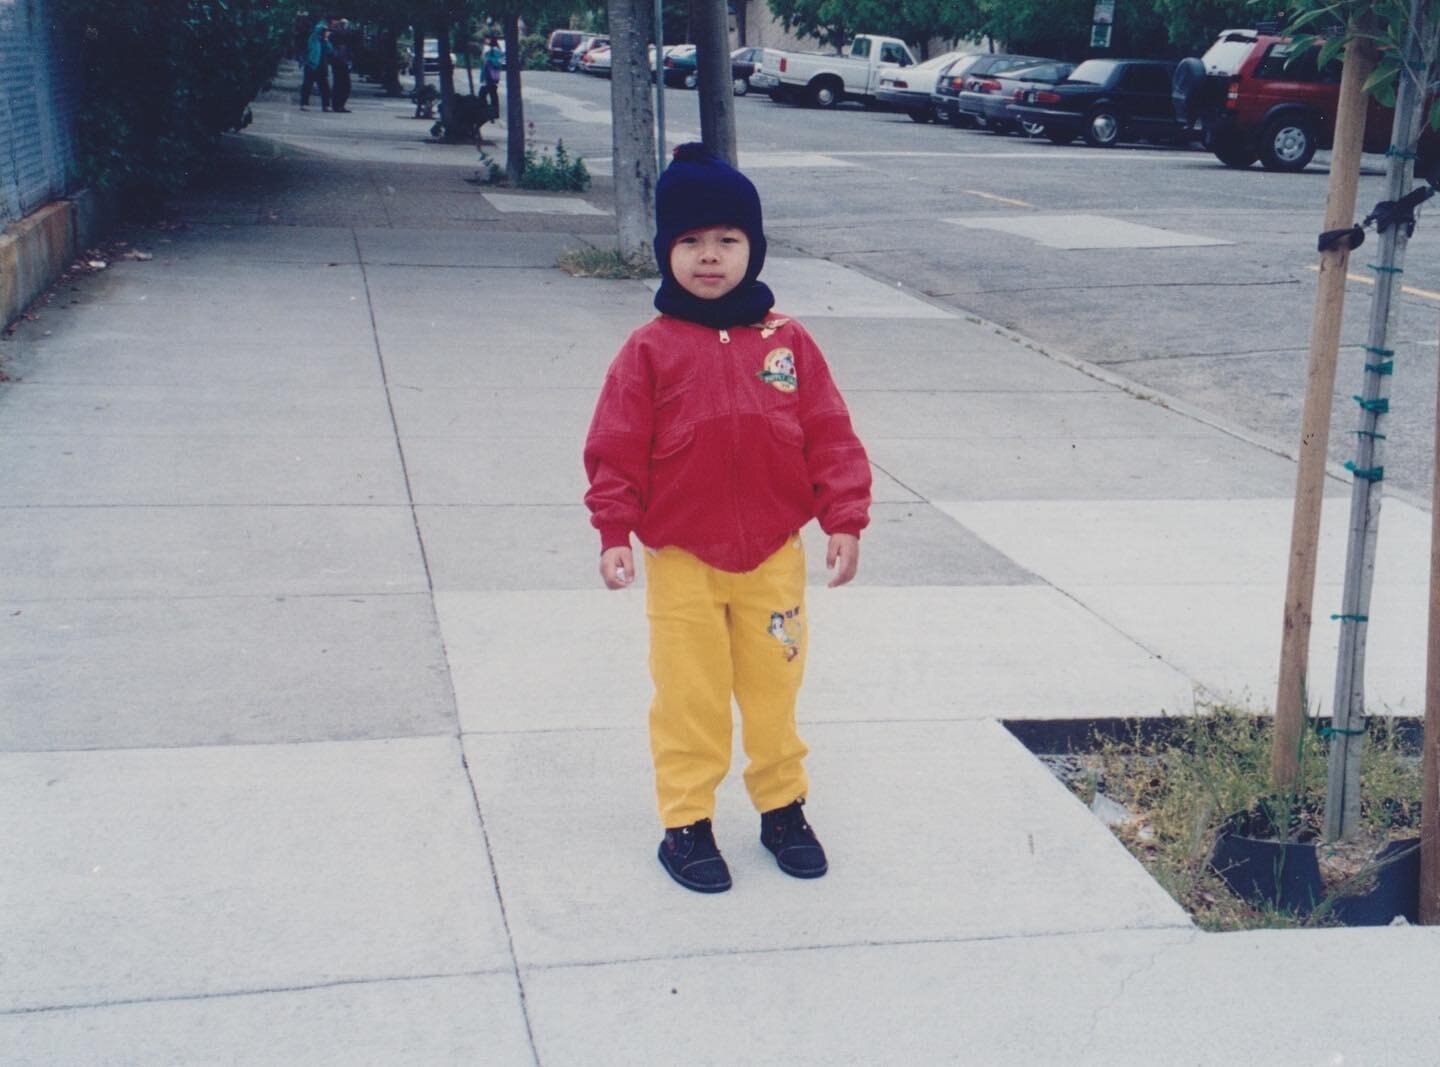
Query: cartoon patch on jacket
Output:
[[758, 348, 797, 393]]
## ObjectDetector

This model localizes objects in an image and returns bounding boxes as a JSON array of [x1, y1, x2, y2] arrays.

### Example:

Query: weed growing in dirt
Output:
[[1056, 705, 1421, 930]]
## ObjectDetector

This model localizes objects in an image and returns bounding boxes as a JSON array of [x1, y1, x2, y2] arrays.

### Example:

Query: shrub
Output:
[[58, 0, 294, 200], [521, 34, 550, 70], [518, 139, 590, 191]]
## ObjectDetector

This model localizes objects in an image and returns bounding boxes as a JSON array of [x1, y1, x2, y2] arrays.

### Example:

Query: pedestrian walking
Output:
[[300, 21, 332, 111], [328, 18, 353, 112], [582, 144, 872, 894], [480, 35, 503, 122]]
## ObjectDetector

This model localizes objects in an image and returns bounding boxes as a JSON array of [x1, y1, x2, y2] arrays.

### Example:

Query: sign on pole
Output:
[[1092, 1, 1114, 49]]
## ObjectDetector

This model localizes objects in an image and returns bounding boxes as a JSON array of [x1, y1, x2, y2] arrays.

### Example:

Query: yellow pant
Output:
[[644, 537, 810, 827]]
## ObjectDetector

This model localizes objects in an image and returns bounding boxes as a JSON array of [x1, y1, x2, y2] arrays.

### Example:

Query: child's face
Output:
[[669, 225, 750, 301]]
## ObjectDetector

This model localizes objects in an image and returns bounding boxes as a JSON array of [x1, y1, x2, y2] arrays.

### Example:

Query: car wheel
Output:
[[1045, 129, 1076, 145], [1020, 119, 1045, 138], [949, 110, 976, 129], [1083, 107, 1122, 147], [988, 120, 1017, 135], [1258, 114, 1318, 172], [908, 107, 931, 123], [683, 71, 698, 90], [733, 75, 748, 96], [1171, 57, 1206, 126], [808, 76, 842, 108], [1210, 131, 1258, 169]]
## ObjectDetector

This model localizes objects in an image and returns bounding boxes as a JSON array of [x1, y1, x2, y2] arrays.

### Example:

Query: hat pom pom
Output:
[[670, 141, 717, 164]]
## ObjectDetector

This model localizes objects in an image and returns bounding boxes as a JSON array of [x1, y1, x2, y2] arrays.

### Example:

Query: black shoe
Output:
[[658, 819, 732, 893], [760, 799, 828, 878], [334, 107, 351, 112]]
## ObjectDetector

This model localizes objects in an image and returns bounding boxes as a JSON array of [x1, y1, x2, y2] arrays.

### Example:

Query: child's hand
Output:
[[826, 534, 860, 588], [600, 546, 635, 590]]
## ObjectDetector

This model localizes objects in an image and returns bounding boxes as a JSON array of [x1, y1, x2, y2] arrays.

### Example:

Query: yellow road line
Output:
[[1305, 263, 1440, 302], [961, 189, 1034, 208]]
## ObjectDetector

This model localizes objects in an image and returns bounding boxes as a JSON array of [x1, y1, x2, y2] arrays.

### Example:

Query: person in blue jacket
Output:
[[300, 21, 333, 111]]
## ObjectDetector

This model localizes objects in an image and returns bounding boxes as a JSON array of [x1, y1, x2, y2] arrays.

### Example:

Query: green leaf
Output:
[[1317, 36, 1347, 70], [1428, 95, 1440, 131], [1286, 4, 1341, 34], [1362, 63, 1399, 94]]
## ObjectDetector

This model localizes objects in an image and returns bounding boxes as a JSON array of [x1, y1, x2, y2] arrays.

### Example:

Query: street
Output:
[[523, 69, 1440, 500]]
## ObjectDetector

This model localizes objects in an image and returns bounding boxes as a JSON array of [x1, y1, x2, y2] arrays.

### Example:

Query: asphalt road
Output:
[[521, 69, 1440, 501]]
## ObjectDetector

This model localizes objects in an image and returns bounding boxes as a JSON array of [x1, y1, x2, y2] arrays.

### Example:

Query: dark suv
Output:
[[1007, 58, 1186, 147], [547, 29, 586, 69], [1174, 29, 1440, 173]]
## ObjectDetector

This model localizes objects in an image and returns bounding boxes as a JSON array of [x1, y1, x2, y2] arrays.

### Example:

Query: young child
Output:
[[583, 143, 872, 893]]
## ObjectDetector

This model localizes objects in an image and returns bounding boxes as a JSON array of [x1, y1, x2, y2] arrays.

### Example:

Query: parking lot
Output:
[[523, 67, 1440, 500]]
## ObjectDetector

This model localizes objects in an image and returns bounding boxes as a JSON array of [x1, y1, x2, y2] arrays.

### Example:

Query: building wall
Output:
[[734, 2, 974, 59], [0, 0, 81, 224]]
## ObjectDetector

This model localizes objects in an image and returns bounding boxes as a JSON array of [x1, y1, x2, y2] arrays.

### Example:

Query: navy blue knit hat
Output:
[[652, 143, 773, 327]]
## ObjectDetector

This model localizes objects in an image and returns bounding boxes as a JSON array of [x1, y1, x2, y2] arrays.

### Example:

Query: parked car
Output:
[[578, 44, 611, 76], [565, 34, 608, 72], [1173, 29, 1440, 174], [732, 46, 764, 93], [745, 47, 781, 95], [763, 33, 918, 108], [931, 53, 1039, 127], [1007, 58, 1186, 147], [874, 50, 972, 122], [547, 29, 586, 69], [958, 60, 1074, 135], [661, 45, 759, 94]]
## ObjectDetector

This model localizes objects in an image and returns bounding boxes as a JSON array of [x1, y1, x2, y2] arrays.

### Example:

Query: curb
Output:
[[1, 187, 117, 331]]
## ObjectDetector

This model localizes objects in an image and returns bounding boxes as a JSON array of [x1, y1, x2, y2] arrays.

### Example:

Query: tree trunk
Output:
[[438, 24, 455, 112], [380, 24, 404, 96], [608, 0, 658, 266], [693, 0, 736, 166], [412, 19, 426, 94], [735, 0, 746, 45], [504, 12, 525, 179]]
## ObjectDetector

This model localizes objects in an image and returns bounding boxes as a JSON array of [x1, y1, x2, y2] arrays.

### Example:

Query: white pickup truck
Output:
[[760, 34, 918, 108]]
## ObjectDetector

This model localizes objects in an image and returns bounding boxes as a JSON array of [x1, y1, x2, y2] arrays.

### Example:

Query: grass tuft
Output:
[[558, 247, 659, 280]]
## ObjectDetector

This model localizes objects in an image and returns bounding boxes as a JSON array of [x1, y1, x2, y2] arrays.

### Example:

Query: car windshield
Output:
[[1066, 59, 1118, 85], [1201, 33, 1258, 75]]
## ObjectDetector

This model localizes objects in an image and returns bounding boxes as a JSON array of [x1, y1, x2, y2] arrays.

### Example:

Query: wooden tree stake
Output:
[[1273, 28, 1377, 788]]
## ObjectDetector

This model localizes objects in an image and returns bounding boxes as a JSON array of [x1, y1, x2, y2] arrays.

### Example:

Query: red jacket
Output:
[[584, 313, 872, 573]]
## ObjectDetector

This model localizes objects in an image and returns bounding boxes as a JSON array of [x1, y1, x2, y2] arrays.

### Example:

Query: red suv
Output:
[[1174, 29, 1439, 175]]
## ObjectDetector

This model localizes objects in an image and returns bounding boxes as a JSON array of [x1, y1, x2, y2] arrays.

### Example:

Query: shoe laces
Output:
[[674, 818, 720, 859], [769, 801, 816, 849]]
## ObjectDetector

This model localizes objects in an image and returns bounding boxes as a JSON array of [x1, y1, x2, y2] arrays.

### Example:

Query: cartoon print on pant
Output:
[[768, 606, 802, 662]]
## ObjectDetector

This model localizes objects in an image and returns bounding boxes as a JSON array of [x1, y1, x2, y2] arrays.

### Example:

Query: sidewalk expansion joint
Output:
[[520, 922, 1196, 975], [458, 744, 541, 1064], [0, 969, 510, 1019]]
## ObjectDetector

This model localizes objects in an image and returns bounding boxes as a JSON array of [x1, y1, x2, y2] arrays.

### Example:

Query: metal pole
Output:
[[654, 0, 666, 174], [1324, 0, 1427, 841], [1422, 320, 1440, 922]]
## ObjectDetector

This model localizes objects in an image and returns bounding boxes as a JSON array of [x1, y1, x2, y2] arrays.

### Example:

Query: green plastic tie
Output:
[[1353, 395, 1390, 414], [1345, 460, 1384, 481], [1353, 429, 1388, 440], [1386, 145, 1419, 160], [1331, 613, 1370, 622], [1367, 263, 1404, 274], [1364, 361, 1395, 375], [1319, 724, 1366, 738], [1362, 345, 1395, 356]]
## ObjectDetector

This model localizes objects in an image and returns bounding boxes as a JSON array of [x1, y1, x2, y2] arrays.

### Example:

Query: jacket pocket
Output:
[[767, 414, 805, 451], [653, 421, 696, 460]]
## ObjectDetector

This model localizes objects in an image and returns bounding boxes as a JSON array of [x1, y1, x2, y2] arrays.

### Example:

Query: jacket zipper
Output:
[[721, 327, 746, 549]]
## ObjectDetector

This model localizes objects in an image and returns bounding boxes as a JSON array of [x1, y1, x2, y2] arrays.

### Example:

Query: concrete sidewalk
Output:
[[3, 70, 1440, 1065]]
